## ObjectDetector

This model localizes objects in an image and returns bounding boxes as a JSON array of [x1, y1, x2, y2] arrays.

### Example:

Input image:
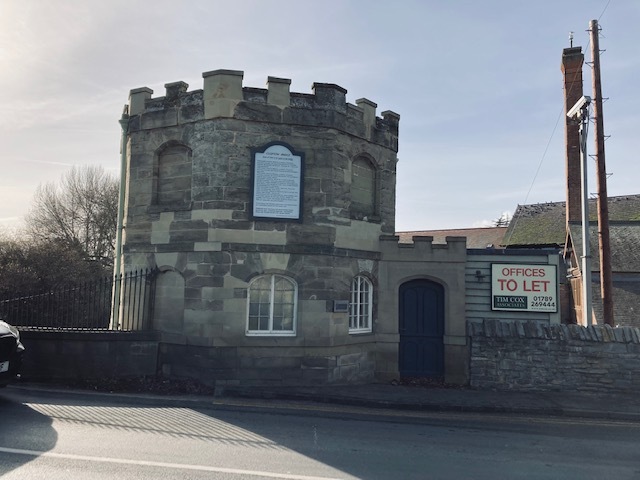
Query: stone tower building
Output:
[[119, 70, 410, 385]]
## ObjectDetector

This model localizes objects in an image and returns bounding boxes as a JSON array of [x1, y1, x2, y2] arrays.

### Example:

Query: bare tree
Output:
[[0, 238, 106, 296], [25, 166, 119, 268], [493, 212, 512, 227]]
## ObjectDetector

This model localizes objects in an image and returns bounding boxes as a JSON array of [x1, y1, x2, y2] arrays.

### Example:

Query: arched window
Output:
[[154, 144, 192, 206], [351, 156, 377, 218], [247, 274, 297, 336], [349, 275, 373, 333]]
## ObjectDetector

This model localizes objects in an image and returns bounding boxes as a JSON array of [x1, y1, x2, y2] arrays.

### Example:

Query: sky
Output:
[[1, 0, 638, 233]]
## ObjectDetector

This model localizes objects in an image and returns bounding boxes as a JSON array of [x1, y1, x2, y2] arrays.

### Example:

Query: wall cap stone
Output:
[[470, 319, 640, 343]]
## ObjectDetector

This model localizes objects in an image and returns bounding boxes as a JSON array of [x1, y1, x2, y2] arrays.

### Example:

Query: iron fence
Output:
[[0, 269, 157, 331]]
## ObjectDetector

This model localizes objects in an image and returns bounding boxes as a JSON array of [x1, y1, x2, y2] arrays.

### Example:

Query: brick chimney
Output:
[[561, 46, 584, 225]]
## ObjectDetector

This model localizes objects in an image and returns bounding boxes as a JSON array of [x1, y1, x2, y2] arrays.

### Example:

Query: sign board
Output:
[[250, 142, 304, 221], [491, 264, 558, 312], [333, 300, 349, 313]]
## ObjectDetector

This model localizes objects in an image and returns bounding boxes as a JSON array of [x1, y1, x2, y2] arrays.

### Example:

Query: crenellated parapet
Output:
[[378, 234, 467, 262], [127, 69, 399, 151]]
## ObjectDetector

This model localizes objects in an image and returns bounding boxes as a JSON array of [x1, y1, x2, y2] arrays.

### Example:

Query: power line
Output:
[[599, 0, 612, 20], [515, 0, 611, 211]]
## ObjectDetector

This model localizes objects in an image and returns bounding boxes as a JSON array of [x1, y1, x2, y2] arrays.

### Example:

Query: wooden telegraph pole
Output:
[[589, 19, 615, 327]]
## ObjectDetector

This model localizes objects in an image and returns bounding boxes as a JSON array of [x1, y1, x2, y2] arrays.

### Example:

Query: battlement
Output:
[[126, 70, 399, 150], [379, 234, 467, 262]]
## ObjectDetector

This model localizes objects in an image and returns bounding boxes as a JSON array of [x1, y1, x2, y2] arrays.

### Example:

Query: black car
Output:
[[0, 320, 24, 387]]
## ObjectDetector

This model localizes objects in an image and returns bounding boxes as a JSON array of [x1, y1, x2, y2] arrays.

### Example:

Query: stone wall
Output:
[[18, 331, 374, 387], [469, 319, 640, 393], [158, 343, 375, 387], [20, 331, 158, 382]]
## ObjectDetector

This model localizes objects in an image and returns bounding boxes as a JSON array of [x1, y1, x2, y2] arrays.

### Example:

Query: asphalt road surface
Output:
[[1, 387, 640, 479]]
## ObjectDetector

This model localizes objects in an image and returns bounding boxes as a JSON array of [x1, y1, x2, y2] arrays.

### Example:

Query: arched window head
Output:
[[247, 274, 297, 336], [349, 275, 373, 334], [351, 156, 376, 219]]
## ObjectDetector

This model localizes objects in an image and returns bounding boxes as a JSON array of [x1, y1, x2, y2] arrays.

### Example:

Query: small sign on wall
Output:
[[491, 264, 558, 312], [333, 300, 349, 313], [250, 142, 304, 221]]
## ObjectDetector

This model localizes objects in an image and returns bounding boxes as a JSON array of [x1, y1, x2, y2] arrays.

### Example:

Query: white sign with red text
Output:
[[491, 264, 558, 312]]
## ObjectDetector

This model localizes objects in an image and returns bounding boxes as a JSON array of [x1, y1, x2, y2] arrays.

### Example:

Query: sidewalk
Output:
[[9, 381, 640, 422], [220, 384, 640, 422]]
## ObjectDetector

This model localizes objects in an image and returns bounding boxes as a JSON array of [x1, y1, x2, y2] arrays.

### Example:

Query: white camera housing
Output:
[[567, 95, 592, 119]]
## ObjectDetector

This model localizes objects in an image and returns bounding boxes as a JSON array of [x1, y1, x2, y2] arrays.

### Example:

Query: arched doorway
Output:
[[399, 279, 445, 378]]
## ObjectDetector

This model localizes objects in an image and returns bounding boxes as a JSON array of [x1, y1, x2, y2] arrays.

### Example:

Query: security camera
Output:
[[567, 95, 591, 119]]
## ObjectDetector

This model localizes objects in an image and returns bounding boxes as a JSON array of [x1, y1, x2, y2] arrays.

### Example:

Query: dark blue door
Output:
[[399, 280, 444, 377]]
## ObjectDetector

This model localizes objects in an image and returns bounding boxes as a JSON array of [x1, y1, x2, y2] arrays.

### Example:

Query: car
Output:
[[0, 320, 24, 387]]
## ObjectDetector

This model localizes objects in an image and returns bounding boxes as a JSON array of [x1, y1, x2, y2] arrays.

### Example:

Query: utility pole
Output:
[[589, 19, 615, 327]]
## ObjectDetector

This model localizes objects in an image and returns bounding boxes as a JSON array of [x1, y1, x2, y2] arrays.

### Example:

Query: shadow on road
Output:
[[1, 386, 412, 479], [0, 388, 58, 477], [6, 386, 637, 480], [191, 402, 423, 479]]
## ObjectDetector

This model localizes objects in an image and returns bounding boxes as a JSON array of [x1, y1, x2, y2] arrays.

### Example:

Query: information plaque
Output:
[[250, 143, 304, 221]]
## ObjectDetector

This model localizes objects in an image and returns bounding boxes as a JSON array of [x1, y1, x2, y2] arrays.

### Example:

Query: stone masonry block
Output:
[[523, 321, 535, 338], [467, 321, 484, 337], [567, 324, 583, 341], [337, 364, 361, 382], [484, 319, 498, 337], [338, 352, 367, 366], [302, 356, 338, 368], [593, 326, 604, 342], [621, 327, 634, 343], [582, 326, 595, 342], [252, 357, 302, 369], [141, 108, 178, 130], [602, 325, 614, 342], [613, 328, 625, 343]]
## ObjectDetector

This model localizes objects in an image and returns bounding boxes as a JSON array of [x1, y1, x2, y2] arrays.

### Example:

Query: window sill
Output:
[[349, 329, 373, 335], [245, 331, 297, 337]]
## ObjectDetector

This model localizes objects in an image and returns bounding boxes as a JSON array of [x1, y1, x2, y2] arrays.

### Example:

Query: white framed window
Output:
[[247, 274, 297, 336], [349, 275, 373, 334]]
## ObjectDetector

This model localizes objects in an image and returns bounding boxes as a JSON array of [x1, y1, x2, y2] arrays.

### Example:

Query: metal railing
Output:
[[0, 269, 157, 331]]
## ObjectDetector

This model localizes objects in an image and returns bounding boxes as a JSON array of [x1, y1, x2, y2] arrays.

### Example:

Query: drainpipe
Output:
[[111, 106, 129, 329]]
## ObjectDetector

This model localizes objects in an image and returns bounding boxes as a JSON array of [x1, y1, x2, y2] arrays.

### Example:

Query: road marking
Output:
[[0, 447, 348, 480]]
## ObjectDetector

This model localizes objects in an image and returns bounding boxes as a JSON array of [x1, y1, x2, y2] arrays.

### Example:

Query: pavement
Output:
[[220, 384, 640, 422], [8, 381, 640, 422]]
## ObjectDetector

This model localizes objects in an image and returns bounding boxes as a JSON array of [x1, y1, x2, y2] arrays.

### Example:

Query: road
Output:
[[1, 386, 640, 479]]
